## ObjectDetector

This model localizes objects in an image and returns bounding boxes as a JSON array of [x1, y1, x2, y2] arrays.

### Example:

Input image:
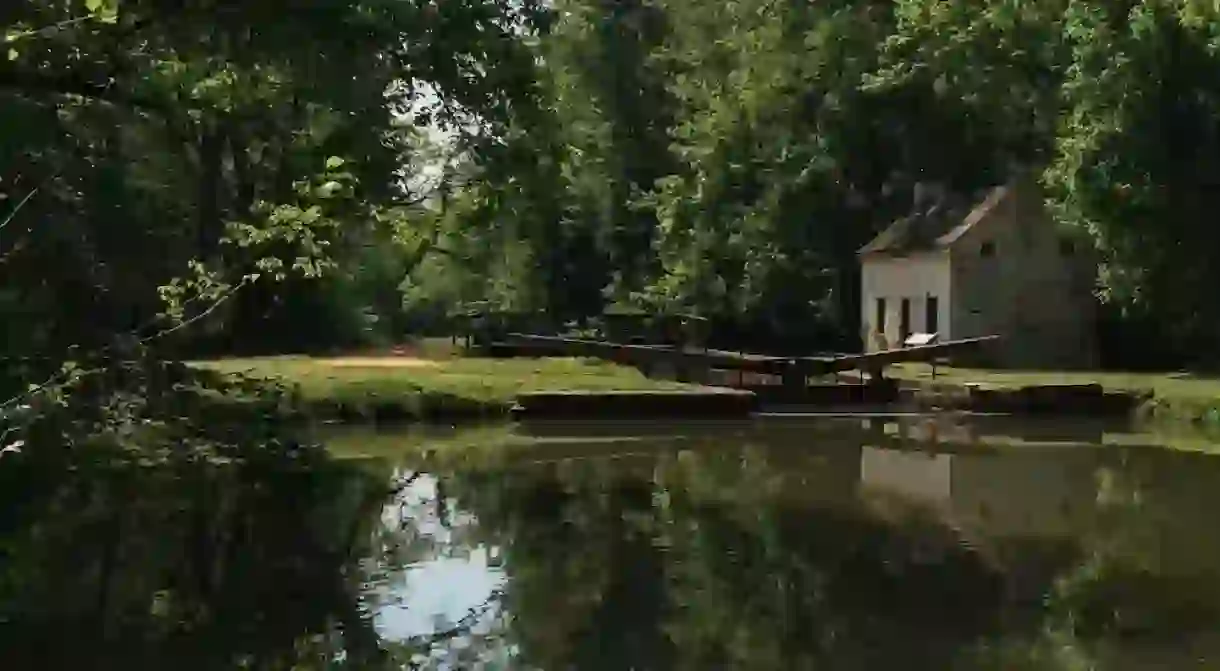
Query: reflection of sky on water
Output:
[[371, 549, 505, 640], [359, 472, 509, 645]]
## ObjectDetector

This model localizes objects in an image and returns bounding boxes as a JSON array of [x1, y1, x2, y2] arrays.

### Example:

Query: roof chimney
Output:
[[911, 182, 927, 214], [912, 181, 947, 214]]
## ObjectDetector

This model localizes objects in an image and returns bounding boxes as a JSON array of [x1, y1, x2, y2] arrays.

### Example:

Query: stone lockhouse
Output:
[[858, 177, 1097, 368]]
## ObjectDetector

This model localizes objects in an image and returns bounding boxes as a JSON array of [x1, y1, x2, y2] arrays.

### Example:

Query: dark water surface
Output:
[[6, 415, 1220, 669]]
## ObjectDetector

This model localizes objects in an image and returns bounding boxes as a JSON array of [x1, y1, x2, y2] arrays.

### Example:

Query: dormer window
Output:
[[980, 241, 996, 257]]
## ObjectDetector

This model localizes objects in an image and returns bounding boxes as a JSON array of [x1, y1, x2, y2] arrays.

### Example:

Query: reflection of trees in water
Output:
[[448, 463, 672, 670], [0, 451, 398, 669], [961, 447, 1220, 671], [662, 448, 1019, 670], [1038, 450, 1220, 660], [445, 446, 1021, 670], [13, 425, 1220, 669], [443, 440, 1220, 670]]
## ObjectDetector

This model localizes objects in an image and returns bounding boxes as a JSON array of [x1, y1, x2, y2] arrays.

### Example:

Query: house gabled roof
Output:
[[858, 184, 1011, 256]]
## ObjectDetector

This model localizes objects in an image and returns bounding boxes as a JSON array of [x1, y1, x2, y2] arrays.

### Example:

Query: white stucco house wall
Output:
[[858, 177, 1097, 369]]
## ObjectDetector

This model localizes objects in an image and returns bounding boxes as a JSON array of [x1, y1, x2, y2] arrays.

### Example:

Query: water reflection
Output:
[[394, 416, 1220, 670], [0, 453, 396, 669], [7, 415, 1220, 669], [362, 474, 505, 642]]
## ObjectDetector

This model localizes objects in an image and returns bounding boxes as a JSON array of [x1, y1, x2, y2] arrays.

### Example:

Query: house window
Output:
[[980, 241, 996, 257], [875, 297, 886, 334], [900, 298, 912, 343], [925, 295, 939, 334]]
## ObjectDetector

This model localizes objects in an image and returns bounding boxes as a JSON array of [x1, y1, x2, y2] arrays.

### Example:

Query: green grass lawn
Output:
[[195, 355, 695, 420], [193, 353, 1220, 429]]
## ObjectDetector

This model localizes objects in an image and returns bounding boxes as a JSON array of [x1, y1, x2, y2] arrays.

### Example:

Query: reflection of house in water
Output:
[[858, 413, 1113, 452], [843, 420, 1101, 574], [853, 419, 1105, 603], [858, 443, 1099, 541], [854, 416, 1105, 541]]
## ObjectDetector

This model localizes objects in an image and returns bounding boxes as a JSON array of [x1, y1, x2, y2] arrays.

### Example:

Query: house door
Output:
[[925, 296, 939, 335], [900, 298, 911, 344]]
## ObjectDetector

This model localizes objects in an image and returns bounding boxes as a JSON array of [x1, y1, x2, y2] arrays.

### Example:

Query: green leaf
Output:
[[6, 48, 16, 61], [85, 0, 103, 13], [324, 156, 345, 170], [315, 181, 342, 198]]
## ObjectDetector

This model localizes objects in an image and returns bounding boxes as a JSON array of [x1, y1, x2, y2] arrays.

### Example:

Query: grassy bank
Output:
[[890, 363, 1220, 430], [195, 355, 695, 421]]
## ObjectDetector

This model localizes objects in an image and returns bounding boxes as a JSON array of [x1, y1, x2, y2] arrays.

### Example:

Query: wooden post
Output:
[[865, 363, 886, 387], [675, 351, 690, 383], [675, 351, 711, 384], [782, 359, 806, 391]]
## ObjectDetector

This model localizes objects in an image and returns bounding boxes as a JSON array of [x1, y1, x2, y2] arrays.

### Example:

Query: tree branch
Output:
[[0, 67, 172, 114], [141, 277, 251, 345], [404, 590, 504, 650], [1, 16, 95, 46]]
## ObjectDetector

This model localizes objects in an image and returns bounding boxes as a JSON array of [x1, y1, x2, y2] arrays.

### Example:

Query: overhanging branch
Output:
[[0, 68, 172, 114]]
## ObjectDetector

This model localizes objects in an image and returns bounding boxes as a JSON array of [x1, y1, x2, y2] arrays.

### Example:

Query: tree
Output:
[[1048, 0, 1220, 365]]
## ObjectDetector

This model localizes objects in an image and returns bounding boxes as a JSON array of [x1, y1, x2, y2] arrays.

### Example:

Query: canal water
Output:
[[5, 415, 1220, 669]]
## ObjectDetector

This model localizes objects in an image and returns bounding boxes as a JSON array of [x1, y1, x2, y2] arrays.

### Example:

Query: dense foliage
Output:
[[0, 2, 542, 663], [6, 0, 1220, 451], [400, 0, 1220, 364], [0, 0, 546, 457]]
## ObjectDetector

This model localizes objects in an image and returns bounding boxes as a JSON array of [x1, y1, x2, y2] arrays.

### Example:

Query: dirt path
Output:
[[319, 356, 441, 369]]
